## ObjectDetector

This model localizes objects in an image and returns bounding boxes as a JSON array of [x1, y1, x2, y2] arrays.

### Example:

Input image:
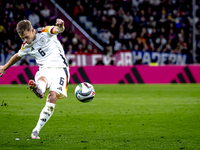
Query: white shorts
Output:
[[35, 67, 70, 99]]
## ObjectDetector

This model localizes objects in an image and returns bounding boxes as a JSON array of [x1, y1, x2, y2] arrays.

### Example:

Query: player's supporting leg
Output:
[[30, 102, 55, 139], [31, 91, 59, 139], [28, 78, 47, 99]]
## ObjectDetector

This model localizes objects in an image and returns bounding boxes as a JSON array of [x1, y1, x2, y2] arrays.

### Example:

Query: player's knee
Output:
[[38, 76, 48, 83], [47, 91, 59, 104]]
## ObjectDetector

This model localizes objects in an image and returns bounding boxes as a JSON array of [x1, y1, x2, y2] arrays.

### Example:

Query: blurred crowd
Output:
[[0, 0, 53, 55], [0, 0, 97, 58], [57, 0, 200, 63], [1, 0, 200, 64]]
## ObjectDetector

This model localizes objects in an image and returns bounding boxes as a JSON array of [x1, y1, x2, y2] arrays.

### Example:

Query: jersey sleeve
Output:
[[18, 43, 28, 57], [41, 26, 58, 36]]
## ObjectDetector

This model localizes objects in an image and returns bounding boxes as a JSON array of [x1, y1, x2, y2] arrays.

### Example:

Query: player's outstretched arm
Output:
[[0, 53, 21, 77], [53, 18, 65, 34]]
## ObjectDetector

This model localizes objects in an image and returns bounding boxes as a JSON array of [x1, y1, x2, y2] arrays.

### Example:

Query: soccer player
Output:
[[0, 18, 70, 139]]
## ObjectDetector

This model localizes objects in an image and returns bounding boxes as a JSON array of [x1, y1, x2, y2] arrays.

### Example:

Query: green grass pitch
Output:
[[0, 84, 200, 150]]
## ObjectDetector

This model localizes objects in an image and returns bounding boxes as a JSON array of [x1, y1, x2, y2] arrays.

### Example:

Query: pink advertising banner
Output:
[[0, 65, 199, 84]]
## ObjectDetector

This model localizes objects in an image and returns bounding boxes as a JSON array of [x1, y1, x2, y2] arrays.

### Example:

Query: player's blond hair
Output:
[[16, 20, 32, 35]]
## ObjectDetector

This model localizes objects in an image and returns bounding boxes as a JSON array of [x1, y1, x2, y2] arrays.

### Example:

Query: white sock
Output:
[[37, 80, 46, 94], [33, 102, 55, 133]]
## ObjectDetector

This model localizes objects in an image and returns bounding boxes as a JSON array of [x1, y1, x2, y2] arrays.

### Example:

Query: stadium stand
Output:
[[0, 0, 200, 64], [55, 0, 200, 64]]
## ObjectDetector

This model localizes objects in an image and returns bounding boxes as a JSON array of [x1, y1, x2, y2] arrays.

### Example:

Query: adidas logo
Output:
[[171, 67, 196, 83], [31, 47, 35, 51], [71, 67, 90, 84], [40, 118, 47, 122], [119, 67, 144, 84], [11, 67, 34, 84], [57, 87, 62, 91]]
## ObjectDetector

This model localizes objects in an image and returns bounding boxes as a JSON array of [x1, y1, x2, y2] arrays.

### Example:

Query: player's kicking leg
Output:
[[28, 80, 46, 98]]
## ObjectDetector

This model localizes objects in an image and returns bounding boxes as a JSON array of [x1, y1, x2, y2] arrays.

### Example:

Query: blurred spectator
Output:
[[132, 0, 144, 8], [84, 45, 93, 54], [93, 10, 102, 28], [66, 28, 75, 41], [40, 6, 50, 20], [98, 15, 110, 31], [132, 11, 140, 24], [140, 9, 147, 26], [162, 43, 172, 53], [77, 43, 84, 53], [99, 29, 112, 45], [16, 3, 26, 21], [109, 17, 118, 36], [104, 45, 113, 56], [128, 32, 138, 49], [28, 12, 40, 28], [160, 27, 167, 39], [117, 7, 125, 23], [4, 40, 16, 55], [66, 44, 75, 54], [114, 40, 122, 52], [73, 0, 84, 20], [61, 35, 71, 50], [72, 37, 79, 51], [149, 42, 156, 52], [107, 4, 116, 17], [118, 25, 124, 40], [137, 32, 146, 46], [24, 3, 33, 18], [91, 7, 98, 23], [81, 39, 87, 51], [123, 11, 133, 24], [168, 29, 176, 41], [196, 41, 200, 63], [155, 34, 167, 52], [126, 18, 134, 33], [175, 36, 188, 54]]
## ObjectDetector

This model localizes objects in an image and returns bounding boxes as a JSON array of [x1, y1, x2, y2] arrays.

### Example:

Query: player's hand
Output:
[[56, 19, 64, 27], [0, 66, 5, 77]]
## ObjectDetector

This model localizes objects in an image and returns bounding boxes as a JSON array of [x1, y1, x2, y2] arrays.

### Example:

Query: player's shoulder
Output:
[[36, 26, 55, 34], [36, 27, 44, 33], [20, 42, 27, 51], [20, 42, 32, 51]]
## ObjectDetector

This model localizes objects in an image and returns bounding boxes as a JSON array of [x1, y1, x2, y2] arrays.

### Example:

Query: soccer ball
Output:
[[75, 82, 95, 103]]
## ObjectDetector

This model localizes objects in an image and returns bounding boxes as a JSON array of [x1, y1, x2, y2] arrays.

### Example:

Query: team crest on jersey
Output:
[[39, 37, 46, 45]]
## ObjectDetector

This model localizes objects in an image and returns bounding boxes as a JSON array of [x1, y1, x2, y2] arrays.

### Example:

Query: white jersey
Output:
[[18, 26, 68, 69]]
